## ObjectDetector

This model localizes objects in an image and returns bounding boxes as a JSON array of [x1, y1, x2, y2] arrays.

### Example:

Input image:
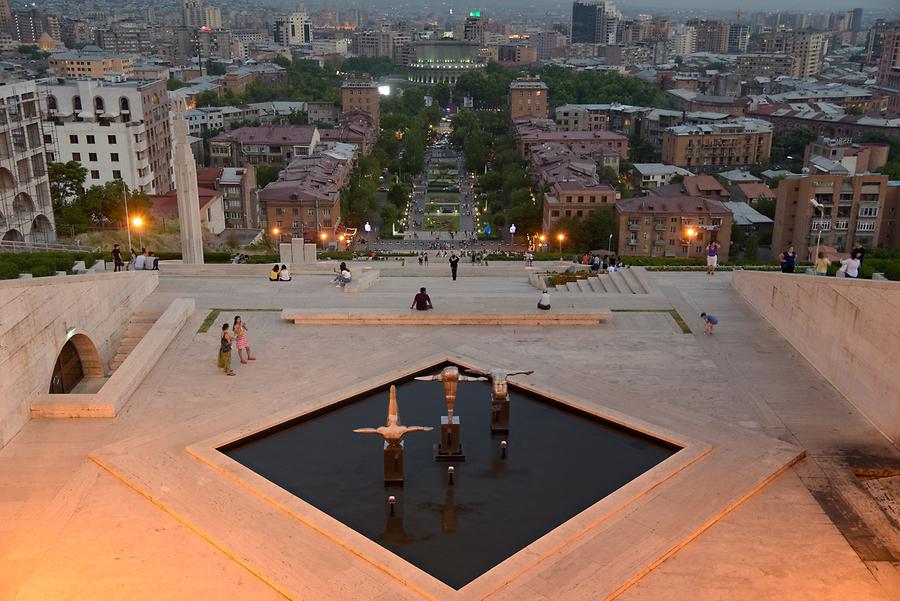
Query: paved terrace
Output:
[[0, 267, 897, 600]]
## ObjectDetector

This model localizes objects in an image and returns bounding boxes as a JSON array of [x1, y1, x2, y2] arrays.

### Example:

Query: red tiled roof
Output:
[[211, 126, 317, 145], [683, 175, 727, 197], [148, 187, 222, 215], [735, 182, 775, 200], [616, 194, 731, 215]]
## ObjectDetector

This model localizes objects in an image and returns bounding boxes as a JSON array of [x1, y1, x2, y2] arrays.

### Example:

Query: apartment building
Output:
[[758, 31, 827, 78], [42, 77, 173, 194], [771, 173, 895, 260], [509, 78, 548, 120], [630, 164, 693, 189], [734, 54, 795, 78], [515, 119, 629, 160], [273, 13, 313, 46], [196, 165, 258, 228], [615, 195, 733, 260], [341, 78, 379, 129], [49, 47, 135, 79], [0, 79, 54, 244], [661, 120, 773, 172], [209, 126, 321, 167], [544, 181, 617, 231], [687, 19, 730, 54], [803, 137, 889, 176]]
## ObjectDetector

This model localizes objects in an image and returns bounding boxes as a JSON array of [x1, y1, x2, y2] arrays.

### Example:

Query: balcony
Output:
[[628, 239, 639, 246], [628, 223, 640, 231], [655, 223, 665, 230], [654, 239, 665, 246]]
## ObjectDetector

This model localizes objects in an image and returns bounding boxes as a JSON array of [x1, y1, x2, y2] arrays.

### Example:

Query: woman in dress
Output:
[[218, 323, 235, 376], [233, 315, 255, 364]]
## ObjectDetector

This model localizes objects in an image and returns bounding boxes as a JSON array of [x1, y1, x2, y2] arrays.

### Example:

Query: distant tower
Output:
[[341, 78, 380, 129], [172, 98, 204, 265], [0, 0, 10, 34]]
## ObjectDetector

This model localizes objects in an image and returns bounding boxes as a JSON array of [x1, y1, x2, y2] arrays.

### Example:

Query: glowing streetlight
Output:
[[132, 216, 144, 248], [319, 231, 327, 249], [557, 232, 565, 259]]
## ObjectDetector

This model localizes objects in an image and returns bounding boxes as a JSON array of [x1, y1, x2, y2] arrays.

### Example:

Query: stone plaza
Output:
[[0, 260, 898, 600]]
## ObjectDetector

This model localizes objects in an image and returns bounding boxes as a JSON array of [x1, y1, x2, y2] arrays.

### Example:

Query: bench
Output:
[[341, 269, 380, 293], [281, 308, 612, 325]]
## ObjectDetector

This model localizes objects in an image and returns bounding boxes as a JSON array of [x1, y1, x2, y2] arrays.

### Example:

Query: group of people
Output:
[[269, 264, 292, 281], [217, 315, 255, 376], [783, 241, 865, 278], [231, 253, 251, 264], [111, 244, 159, 272], [580, 254, 625, 272]]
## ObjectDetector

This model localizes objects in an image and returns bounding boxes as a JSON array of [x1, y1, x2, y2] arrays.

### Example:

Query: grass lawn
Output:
[[423, 214, 461, 230], [426, 193, 460, 203]]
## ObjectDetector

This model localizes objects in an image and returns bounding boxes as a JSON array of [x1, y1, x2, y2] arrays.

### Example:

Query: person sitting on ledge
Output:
[[269, 264, 280, 281], [411, 287, 433, 311], [278, 264, 292, 282], [335, 268, 352, 287], [537, 288, 551, 311]]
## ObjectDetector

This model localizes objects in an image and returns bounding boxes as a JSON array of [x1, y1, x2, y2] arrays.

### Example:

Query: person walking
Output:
[[537, 288, 551, 310], [814, 251, 831, 276], [424, 252, 429, 266], [780, 245, 797, 273], [218, 323, 236, 376], [112, 244, 124, 272], [700, 312, 718, 335], [706, 241, 720, 275], [233, 316, 255, 364], [449, 253, 459, 280]]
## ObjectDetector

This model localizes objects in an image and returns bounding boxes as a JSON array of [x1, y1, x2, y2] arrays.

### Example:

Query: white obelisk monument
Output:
[[172, 97, 204, 264]]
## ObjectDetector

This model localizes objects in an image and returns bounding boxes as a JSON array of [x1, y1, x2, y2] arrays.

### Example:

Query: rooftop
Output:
[[211, 126, 318, 146], [722, 201, 774, 226], [616, 194, 732, 215]]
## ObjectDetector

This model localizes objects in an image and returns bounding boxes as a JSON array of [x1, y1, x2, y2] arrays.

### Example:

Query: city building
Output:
[[630, 164, 693, 189], [273, 13, 313, 46], [182, 0, 204, 28], [722, 201, 774, 239], [543, 181, 617, 232], [687, 19, 730, 54], [0, 79, 54, 244], [771, 173, 894, 260], [42, 77, 173, 194], [258, 151, 352, 242], [196, 165, 258, 228], [406, 40, 485, 85], [748, 103, 900, 141], [865, 19, 893, 63], [147, 185, 226, 234], [203, 6, 222, 30], [571, 1, 620, 45], [803, 137, 890, 176], [875, 27, 900, 111], [209, 126, 321, 167], [661, 120, 773, 172], [340, 78, 379, 129], [48, 47, 135, 79], [727, 24, 750, 54], [509, 78, 548, 120], [11, 9, 59, 44], [758, 31, 827, 78], [672, 27, 696, 57], [735, 54, 795, 78], [463, 12, 485, 44], [615, 195, 733, 259], [497, 45, 538, 66]]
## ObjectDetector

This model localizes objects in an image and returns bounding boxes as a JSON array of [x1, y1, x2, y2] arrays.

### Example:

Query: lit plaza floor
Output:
[[0, 268, 898, 600]]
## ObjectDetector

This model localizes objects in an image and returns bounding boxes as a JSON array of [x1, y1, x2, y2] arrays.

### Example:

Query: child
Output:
[[700, 312, 718, 335]]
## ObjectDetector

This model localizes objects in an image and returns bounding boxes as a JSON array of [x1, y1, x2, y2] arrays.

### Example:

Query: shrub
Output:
[[0, 261, 19, 279], [30, 260, 57, 277], [883, 262, 900, 281]]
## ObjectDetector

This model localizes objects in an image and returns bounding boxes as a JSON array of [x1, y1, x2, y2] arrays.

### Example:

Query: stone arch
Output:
[[49, 333, 103, 394], [94, 96, 105, 112], [47, 95, 57, 111], [0, 209, 6, 230], [0, 166, 14, 191], [72, 95, 82, 112], [119, 97, 130, 113], [29, 214, 53, 243], [3, 229, 24, 241], [12, 192, 35, 220]]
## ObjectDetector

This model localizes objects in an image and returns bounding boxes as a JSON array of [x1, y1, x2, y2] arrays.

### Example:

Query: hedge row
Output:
[[0, 251, 100, 277]]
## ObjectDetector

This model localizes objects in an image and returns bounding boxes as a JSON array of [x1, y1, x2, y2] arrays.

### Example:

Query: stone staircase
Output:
[[109, 311, 162, 374], [553, 269, 650, 295]]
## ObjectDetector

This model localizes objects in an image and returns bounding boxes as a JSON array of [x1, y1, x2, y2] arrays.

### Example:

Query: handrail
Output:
[[0, 239, 96, 253]]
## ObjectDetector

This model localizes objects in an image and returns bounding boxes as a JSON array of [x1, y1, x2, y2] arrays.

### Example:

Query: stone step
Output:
[[585, 276, 601, 293], [602, 273, 622, 293], [128, 315, 159, 324], [614, 270, 635, 294]]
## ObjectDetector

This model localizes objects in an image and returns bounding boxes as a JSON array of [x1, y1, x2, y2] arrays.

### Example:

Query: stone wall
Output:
[[733, 271, 900, 445], [0, 272, 158, 448]]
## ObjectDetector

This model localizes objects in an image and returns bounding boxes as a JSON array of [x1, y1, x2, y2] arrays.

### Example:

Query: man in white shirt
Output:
[[133, 250, 146, 270]]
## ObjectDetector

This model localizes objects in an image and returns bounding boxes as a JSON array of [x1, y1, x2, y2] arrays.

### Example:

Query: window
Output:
[[668, 239, 675, 246], [857, 221, 876, 232], [275, 221, 282, 227], [108, 135, 117, 144], [307, 208, 315, 216], [551, 210, 560, 217], [291, 208, 299, 215], [86, 135, 95, 144], [671, 217, 678, 223], [644, 217, 652, 225], [43, 134, 51, 144], [69, 134, 78, 144], [859, 207, 878, 218], [72, 152, 81, 161], [323, 208, 331, 216], [88, 152, 97, 161], [110, 153, 119, 162], [90, 170, 99, 179], [112, 170, 122, 180], [292, 221, 299, 228]]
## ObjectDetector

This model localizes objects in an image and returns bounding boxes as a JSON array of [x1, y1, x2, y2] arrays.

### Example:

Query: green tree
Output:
[[771, 127, 817, 171], [432, 83, 451, 108], [387, 182, 407, 208], [744, 234, 759, 261], [380, 203, 398, 231], [49, 161, 87, 210], [166, 79, 186, 91], [629, 137, 657, 163], [256, 163, 283, 188], [755, 197, 776, 219]]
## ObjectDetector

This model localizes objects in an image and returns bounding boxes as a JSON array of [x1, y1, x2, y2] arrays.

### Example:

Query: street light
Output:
[[132, 216, 144, 248], [319, 231, 327, 250], [810, 198, 825, 262], [557, 232, 565, 259], [607, 233, 613, 254]]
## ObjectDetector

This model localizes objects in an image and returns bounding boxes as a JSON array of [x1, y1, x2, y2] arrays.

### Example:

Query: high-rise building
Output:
[[571, 1, 619, 45], [463, 11, 484, 45], [182, 0, 204, 29], [673, 27, 696, 57], [876, 27, 900, 93], [688, 19, 730, 54], [760, 31, 827, 79], [12, 9, 59, 44], [203, 6, 222, 30], [42, 78, 174, 194], [509, 77, 548, 120], [530, 30, 568, 61], [0, 0, 11, 35], [866, 19, 892, 63], [273, 13, 313, 46], [728, 24, 750, 54], [0, 80, 55, 244], [851, 8, 864, 32]]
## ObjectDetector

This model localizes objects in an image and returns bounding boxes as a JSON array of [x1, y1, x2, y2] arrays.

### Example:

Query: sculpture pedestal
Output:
[[491, 398, 510, 433], [384, 441, 404, 483], [435, 415, 465, 461]]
